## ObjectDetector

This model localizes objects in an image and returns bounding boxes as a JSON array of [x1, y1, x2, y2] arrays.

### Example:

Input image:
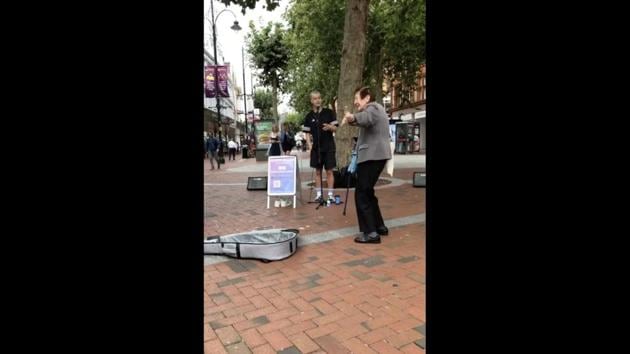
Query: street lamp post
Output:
[[251, 72, 256, 133], [241, 46, 248, 136], [207, 0, 241, 150]]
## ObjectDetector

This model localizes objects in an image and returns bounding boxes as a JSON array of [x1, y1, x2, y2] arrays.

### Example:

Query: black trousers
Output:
[[355, 159, 387, 234], [229, 148, 236, 160]]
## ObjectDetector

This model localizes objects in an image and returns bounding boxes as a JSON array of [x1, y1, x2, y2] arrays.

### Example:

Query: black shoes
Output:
[[354, 227, 388, 244], [354, 232, 381, 244]]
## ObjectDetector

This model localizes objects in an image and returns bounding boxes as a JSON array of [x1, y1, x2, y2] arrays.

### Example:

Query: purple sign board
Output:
[[267, 156, 297, 196]]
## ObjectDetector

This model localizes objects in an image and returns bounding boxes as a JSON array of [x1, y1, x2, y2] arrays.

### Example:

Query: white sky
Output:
[[204, 0, 292, 114]]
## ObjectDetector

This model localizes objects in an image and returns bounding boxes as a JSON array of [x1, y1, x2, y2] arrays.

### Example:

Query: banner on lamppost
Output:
[[204, 66, 215, 98], [216, 65, 230, 98], [204, 65, 231, 98]]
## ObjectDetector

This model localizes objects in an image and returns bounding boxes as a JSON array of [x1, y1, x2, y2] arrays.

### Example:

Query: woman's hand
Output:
[[342, 111, 354, 126]]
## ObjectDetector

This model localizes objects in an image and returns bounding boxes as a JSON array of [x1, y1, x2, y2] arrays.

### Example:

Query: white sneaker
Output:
[[280, 200, 287, 207], [274, 200, 281, 208]]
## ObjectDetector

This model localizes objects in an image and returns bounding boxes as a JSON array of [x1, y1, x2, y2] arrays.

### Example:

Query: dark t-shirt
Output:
[[302, 108, 338, 152], [206, 137, 218, 152]]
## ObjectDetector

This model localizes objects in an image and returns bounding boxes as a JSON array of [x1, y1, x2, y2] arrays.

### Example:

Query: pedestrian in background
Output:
[[206, 134, 221, 170], [204, 132, 209, 160], [268, 124, 282, 157], [228, 138, 237, 161], [281, 122, 294, 155]]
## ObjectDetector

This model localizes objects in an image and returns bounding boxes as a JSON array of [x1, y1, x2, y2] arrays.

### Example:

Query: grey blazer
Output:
[[350, 102, 392, 164]]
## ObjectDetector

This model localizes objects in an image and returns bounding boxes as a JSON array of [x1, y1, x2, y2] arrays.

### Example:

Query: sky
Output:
[[204, 0, 292, 115]]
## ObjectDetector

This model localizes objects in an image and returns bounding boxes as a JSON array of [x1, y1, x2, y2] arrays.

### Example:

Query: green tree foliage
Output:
[[253, 88, 274, 119], [247, 22, 290, 122], [283, 0, 346, 116], [368, 0, 425, 100], [219, 0, 281, 14], [283, 112, 303, 133]]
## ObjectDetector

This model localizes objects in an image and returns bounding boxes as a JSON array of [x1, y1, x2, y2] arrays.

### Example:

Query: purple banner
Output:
[[216, 65, 230, 98], [204, 66, 215, 98], [204, 65, 230, 98]]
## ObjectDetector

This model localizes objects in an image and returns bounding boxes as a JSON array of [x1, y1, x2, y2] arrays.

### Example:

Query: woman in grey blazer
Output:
[[343, 87, 392, 244]]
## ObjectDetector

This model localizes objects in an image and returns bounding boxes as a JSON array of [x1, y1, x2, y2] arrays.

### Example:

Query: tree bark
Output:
[[335, 0, 370, 168]]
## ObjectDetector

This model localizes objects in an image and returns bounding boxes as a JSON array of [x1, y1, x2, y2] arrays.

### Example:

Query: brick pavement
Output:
[[204, 151, 424, 237], [205, 150, 425, 353], [205, 223, 425, 353]]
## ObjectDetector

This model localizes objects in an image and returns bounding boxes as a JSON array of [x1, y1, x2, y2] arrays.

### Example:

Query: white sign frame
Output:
[[267, 155, 297, 208]]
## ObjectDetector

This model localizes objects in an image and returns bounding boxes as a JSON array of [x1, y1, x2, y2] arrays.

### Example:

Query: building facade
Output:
[[387, 64, 426, 154]]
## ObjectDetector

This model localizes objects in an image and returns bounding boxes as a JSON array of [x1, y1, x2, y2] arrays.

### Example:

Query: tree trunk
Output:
[[335, 0, 370, 168], [272, 72, 279, 124]]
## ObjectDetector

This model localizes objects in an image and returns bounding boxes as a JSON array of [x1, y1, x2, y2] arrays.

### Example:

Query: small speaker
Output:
[[247, 176, 268, 190], [413, 172, 426, 187]]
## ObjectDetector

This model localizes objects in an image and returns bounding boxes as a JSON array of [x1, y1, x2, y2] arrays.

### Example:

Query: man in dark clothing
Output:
[[206, 134, 221, 170], [204, 134, 209, 159], [281, 122, 294, 155], [302, 91, 338, 201]]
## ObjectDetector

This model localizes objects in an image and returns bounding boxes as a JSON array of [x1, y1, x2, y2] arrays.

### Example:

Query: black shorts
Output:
[[310, 150, 336, 170]]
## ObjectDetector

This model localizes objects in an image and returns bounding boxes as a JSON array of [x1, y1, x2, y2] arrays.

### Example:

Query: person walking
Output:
[[228, 138, 237, 161], [206, 134, 221, 170]]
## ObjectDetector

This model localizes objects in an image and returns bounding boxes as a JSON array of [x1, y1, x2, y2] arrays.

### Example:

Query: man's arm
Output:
[[322, 123, 337, 132], [322, 110, 339, 132]]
